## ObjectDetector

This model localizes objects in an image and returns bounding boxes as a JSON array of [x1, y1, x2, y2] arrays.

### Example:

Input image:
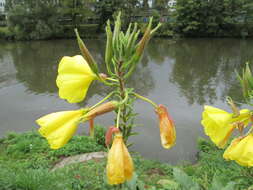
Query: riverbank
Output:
[[0, 126, 252, 190]]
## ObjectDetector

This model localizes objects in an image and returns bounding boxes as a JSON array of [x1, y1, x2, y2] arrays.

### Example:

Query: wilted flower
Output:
[[201, 106, 251, 148], [56, 55, 96, 103], [155, 104, 176, 149], [36, 109, 85, 149], [106, 133, 134, 185], [223, 133, 253, 167]]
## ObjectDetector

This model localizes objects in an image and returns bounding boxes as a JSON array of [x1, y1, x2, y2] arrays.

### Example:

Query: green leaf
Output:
[[157, 179, 179, 189], [173, 168, 200, 190]]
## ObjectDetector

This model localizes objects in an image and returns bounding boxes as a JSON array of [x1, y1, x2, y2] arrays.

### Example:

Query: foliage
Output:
[[174, 0, 253, 37], [0, 26, 12, 39], [0, 126, 106, 163], [4, 0, 253, 39], [95, 0, 140, 31], [0, 131, 252, 190], [7, 1, 62, 40]]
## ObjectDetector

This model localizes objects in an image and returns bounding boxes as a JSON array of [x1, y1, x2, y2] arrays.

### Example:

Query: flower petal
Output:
[[106, 135, 125, 185], [201, 105, 251, 148], [56, 55, 96, 103], [223, 133, 253, 167], [36, 109, 84, 149]]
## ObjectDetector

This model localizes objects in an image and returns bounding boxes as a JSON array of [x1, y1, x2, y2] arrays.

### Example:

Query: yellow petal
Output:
[[36, 109, 84, 149], [106, 135, 125, 185], [122, 140, 134, 180], [56, 55, 96, 103], [223, 133, 253, 167], [106, 134, 134, 185], [201, 106, 251, 148]]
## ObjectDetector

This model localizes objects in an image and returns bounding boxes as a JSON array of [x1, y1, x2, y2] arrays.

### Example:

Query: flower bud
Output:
[[106, 133, 134, 185], [105, 126, 120, 147], [155, 104, 176, 149], [86, 101, 119, 119]]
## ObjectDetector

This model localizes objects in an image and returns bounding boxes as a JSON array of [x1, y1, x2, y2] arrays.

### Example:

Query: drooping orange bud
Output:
[[155, 104, 176, 149], [86, 101, 119, 120], [105, 126, 120, 147], [106, 133, 134, 185]]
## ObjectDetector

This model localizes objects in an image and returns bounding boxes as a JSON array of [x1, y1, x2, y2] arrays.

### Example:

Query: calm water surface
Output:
[[1, 38, 253, 164]]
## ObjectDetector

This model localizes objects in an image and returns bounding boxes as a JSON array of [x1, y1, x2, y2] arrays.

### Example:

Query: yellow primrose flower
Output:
[[36, 109, 85, 149], [201, 106, 251, 148], [155, 104, 176, 149], [106, 133, 134, 185], [223, 133, 253, 167], [56, 55, 96, 103]]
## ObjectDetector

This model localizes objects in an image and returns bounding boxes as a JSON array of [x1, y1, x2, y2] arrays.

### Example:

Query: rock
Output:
[[52, 151, 107, 171]]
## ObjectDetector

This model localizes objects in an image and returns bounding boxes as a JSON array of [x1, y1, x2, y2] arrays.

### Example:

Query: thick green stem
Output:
[[116, 61, 128, 139]]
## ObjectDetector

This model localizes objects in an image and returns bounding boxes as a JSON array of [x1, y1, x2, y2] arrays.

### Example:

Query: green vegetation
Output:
[[0, 26, 12, 39], [174, 0, 253, 37], [0, 127, 252, 190], [1, 0, 253, 40]]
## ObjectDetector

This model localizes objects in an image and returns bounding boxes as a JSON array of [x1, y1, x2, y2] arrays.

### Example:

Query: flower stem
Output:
[[89, 119, 94, 138], [107, 77, 118, 82], [116, 107, 121, 128], [133, 92, 157, 108], [89, 92, 114, 110]]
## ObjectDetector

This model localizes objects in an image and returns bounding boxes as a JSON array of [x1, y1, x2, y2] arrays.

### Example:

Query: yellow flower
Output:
[[223, 133, 253, 167], [106, 133, 134, 185], [155, 105, 176, 149], [201, 106, 251, 148], [56, 55, 96, 103], [36, 109, 84, 149]]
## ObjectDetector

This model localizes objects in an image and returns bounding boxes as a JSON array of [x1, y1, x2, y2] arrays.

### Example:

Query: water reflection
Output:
[[146, 39, 253, 105]]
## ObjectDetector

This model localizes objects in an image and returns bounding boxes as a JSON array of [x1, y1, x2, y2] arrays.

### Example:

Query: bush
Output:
[[0, 26, 12, 39], [7, 3, 63, 40]]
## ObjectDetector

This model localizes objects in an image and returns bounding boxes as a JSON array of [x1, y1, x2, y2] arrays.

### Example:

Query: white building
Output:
[[0, 0, 5, 14], [168, 0, 176, 11]]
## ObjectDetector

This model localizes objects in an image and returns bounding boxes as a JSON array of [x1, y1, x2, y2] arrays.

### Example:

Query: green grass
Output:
[[0, 128, 252, 190]]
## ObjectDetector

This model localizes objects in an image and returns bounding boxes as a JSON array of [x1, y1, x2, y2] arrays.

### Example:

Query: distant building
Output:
[[147, 0, 176, 11], [168, 0, 176, 11], [0, 0, 5, 14]]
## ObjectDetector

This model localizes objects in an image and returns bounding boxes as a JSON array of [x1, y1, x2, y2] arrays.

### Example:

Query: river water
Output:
[[1, 38, 253, 164]]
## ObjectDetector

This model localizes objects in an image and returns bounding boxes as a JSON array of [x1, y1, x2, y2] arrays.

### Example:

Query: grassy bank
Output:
[[0, 127, 252, 190]]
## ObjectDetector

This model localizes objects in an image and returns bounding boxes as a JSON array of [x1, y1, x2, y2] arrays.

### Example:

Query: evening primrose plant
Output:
[[201, 63, 253, 167], [36, 13, 177, 186]]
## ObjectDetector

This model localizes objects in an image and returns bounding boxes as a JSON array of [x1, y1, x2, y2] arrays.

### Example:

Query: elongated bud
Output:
[[245, 62, 253, 90], [86, 101, 119, 119], [74, 29, 99, 75], [105, 126, 120, 147], [136, 24, 151, 57], [226, 97, 240, 117], [105, 20, 113, 67]]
